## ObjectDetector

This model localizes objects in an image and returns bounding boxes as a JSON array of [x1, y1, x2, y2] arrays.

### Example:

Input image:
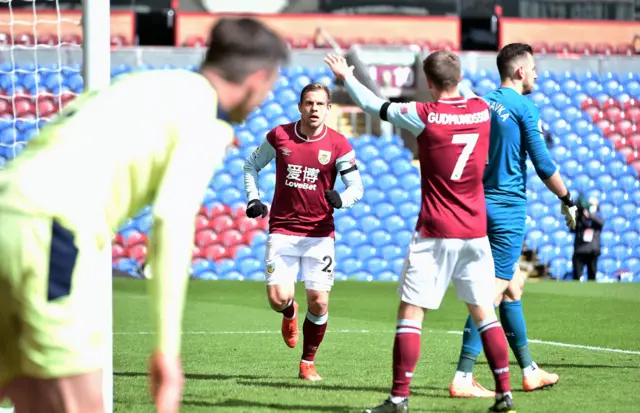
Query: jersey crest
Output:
[[318, 150, 331, 165]]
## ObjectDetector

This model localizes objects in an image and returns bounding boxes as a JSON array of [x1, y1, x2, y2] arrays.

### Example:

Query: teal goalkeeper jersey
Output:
[[460, 85, 557, 206], [0, 70, 234, 355]]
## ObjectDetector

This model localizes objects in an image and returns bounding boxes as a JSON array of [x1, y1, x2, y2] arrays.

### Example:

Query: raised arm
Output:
[[324, 54, 425, 137], [343, 74, 425, 137], [458, 81, 479, 99], [149, 117, 234, 356]]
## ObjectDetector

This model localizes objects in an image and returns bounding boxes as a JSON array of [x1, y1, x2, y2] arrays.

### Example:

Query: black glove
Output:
[[324, 190, 342, 209], [246, 199, 268, 218]]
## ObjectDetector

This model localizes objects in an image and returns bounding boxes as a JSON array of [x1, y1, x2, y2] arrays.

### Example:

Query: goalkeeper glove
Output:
[[324, 190, 342, 209], [246, 199, 268, 219], [559, 193, 578, 230]]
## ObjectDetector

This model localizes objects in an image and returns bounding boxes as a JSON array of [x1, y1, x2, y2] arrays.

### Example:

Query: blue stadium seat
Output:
[[610, 216, 629, 233], [529, 202, 547, 219], [525, 229, 545, 249], [539, 215, 559, 232], [621, 231, 640, 248], [598, 202, 616, 220], [371, 229, 392, 248], [599, 257, 618, 276], [618, 174, 640, 192], [600, 230, 617, 248], [619, 202, 638, 219], [373, 202, 396, 219], [355, 244, 377, 261], [561, 159, 580, 177], [623, 257, 640, 274]]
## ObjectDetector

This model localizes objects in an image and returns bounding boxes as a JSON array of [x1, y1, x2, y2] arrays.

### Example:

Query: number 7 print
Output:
[[450, 133, 479, 181]]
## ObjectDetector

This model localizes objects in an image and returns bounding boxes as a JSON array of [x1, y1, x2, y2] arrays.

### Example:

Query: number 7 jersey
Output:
[[407, 97, 491, 239]]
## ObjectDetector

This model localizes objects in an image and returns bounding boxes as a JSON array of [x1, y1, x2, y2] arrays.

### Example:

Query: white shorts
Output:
[[265, 233, 335, 291], [398, 233, 495, 310]]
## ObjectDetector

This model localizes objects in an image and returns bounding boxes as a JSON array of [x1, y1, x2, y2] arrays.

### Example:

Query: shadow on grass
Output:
[[182, 398, 451, 412], [114, 371, 273, 381], [235, 379, 452, 399], [472, 361, 638, 369]]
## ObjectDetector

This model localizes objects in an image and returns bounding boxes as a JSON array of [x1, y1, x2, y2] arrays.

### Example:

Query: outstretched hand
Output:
[[324, 53, 355, 80]]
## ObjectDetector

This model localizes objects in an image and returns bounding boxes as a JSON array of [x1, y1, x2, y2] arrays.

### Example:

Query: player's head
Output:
[[201, 17, 289, 122], [422, 50, 462, 98], [298, 82, 332, 130], [497, 43, 537, 95]]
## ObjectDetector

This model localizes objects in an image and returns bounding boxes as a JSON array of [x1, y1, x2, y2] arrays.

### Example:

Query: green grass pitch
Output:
[[113, 279, 640, 412]]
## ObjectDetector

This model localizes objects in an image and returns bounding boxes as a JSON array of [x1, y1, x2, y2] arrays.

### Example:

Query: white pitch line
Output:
[[114, 329, 640, 356]]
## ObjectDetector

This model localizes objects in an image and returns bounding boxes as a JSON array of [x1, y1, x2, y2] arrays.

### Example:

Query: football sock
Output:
[[391, 319, 422, 398], [478, 318, 511, 396], [455, 315, 482, 375], [301, 311, 328, 362], [499, 300, 533, 371], [277, 299, 296, 319]]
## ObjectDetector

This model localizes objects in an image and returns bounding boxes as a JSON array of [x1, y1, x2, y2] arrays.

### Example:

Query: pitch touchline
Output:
[[113, 329, 640, 356]]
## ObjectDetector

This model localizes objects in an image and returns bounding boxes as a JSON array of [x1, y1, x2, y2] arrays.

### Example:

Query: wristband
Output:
[[559, 193, 574, 207]]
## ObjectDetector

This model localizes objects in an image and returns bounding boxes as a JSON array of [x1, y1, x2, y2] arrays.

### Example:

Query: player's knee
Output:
[[397, 301, 425, 322], [267, 286, 292, 310], [306, 291, 329, 316]]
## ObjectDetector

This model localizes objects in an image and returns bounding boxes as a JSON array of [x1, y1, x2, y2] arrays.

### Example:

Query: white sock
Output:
[[522, 361, 538, 377], [453, 371, 472, 384], [389, 396, 407, 404], [496, 391, 512, 400]]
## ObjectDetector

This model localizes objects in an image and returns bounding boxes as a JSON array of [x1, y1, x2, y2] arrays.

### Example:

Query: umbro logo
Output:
[[282, 148, 291, 156]]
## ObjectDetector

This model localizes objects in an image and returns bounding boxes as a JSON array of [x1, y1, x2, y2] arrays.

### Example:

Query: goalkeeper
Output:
[[449, 43, 576, 398], [0, 17, 288, 413]]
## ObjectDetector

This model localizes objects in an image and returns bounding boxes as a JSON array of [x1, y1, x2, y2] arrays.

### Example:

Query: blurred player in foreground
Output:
[[0, 17, 288, 413], [243, 82, 364, 381], [449, 43, 576, 398], [326, 51, 516, 413]]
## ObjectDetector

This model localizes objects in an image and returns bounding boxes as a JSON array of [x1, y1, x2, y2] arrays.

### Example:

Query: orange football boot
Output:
[[449, 377, 496, 398], [523, 363, 559, 391], [281, 301, 299, 348], [299, 361, 323, 381]]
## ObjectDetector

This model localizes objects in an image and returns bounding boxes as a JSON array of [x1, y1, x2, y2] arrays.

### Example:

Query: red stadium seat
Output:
[[594, 43, 614, 55], [0, 32, 11, 45], [595, 115, 611, 131], [615, 120, 633, 136], [14, 98, 35, 118], [628, 134, 640, 150], [605, 106, 622, 121], [618, 145, 634, 159], [573, 43, 593, 55], [233, 206, 247, 219], [113, 233, 124, 245], [195, 214, 209, 232], [625, 151, 639, 163], [550, 42, 571, 54], [236, 216, 260, 233], [412, 39, 433, 49], [210, 215, 234, 233], [61, 34, 81, 45], [244, 229, 265, 244], [603, 98, 622, 111], [606, 131, 624, 148], [615, 43, 633, 55], [129, 244, 148, 263], [194, 229, 218, 248], [206, 202, 232, 219], [110, 35, 128, 47], [219, 229, 243, 248], [192, 246, 205, 261], [581, 97, 600, 111], [123, 231, 147, 247], [435, 40, 456, 51], [112, 243, 126, 260], [205, 244, 228, 261], [630, 159, 640, 174], [0, 97, 11, 116], [37, 96, 56, 118], [16, 34, 34, 46], [531, 42, 549, 54], [37, 34, 57, 46], [184, 36, 206, 47], [624, 99, 640, 109]]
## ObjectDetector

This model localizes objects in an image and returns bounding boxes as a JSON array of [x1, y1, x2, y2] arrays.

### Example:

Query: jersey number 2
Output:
[[450, 133, 479, 181]]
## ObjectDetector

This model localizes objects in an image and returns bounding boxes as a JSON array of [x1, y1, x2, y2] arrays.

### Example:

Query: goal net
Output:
[[0, 0, 82, 170]]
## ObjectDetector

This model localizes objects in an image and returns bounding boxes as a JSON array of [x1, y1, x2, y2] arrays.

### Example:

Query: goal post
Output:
[[81, 1, 112, 412]]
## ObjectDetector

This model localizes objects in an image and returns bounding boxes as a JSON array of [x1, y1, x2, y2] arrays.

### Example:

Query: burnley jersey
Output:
[[244, 121, 356, 238]]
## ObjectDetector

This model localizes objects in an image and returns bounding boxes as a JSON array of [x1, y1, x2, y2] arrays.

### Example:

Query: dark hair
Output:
[[299, 82, 332, 104], [422, 50, 461, 91], [202, 17, 289, 83], [496, 43, 533, 80]]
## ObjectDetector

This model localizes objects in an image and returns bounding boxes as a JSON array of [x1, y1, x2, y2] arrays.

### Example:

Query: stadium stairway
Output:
[[0, 62, 638, 282]]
